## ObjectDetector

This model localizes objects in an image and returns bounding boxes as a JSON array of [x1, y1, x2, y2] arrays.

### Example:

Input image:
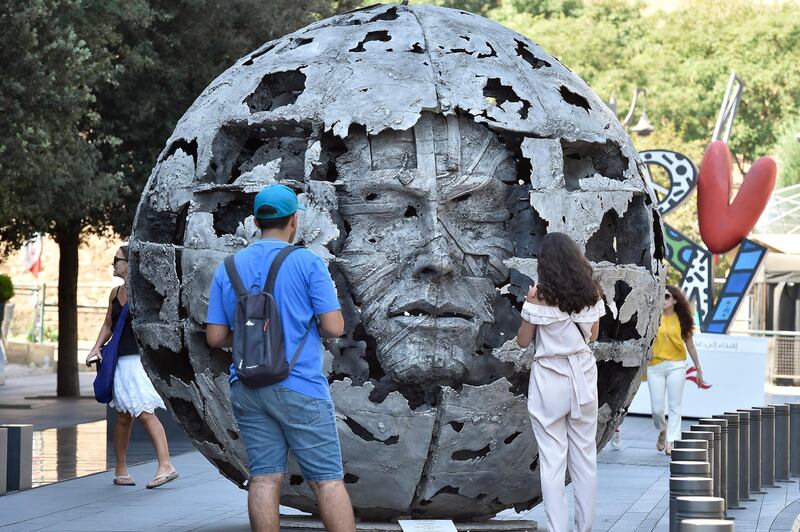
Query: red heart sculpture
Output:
[[697, 141, 776, 254]]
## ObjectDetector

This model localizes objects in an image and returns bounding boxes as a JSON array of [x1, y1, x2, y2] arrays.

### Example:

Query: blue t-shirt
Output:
[[206, 239, 340, 400]]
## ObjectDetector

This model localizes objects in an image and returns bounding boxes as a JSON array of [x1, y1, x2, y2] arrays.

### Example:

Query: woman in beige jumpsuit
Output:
[[517, 233, 604, 532]]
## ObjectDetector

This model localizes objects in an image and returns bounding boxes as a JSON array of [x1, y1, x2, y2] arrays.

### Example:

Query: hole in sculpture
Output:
[[515, 39, 551, 69], [290, 475, 304, 485], [243, 42, 278, 66], [559, 85, 591, 111], [368, 7, 399, 21], [449, 421, 465, 433], [162, 138, 198, 167], [404, 206, 418, 218], [343, 416, 399, 445], [350, 31, 391, 52], [451, 444, 491, 461], [344, 473, 360, 484], [504, 432, 522, 445], [483, 78, 531, 119], [226, 429, 239, 440], [244, 69, 307, 113]]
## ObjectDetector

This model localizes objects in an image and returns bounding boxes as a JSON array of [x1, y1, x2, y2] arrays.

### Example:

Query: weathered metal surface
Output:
[[129, 2, 665, 520]]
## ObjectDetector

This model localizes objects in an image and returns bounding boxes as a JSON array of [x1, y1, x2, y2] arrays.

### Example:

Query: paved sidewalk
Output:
[[1, 416, 798, 531]]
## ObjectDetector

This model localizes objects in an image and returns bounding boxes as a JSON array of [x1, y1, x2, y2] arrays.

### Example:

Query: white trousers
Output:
[[647, 360, 686, 443], [528, 355, 598, 532]]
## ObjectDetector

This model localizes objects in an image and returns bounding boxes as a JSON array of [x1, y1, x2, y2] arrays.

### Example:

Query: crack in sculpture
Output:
[[129, 2, 665, 521]]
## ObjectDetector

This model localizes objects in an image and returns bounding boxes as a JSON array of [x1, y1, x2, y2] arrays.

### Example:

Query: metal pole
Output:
[[670, 477, 713, 532], [675, 496, 726, 526], [755, 406, 778, 487], [733, 410, 752, 500], [685, 430, 717, 497], [715, 413, 741, 509], [789, 403, 800, 477], [701, 419, 728, 509], [740, 408, 764, 493], [771, 404, 791, 481], [679, 519, 734, 531], [695, 423, 723, 501]]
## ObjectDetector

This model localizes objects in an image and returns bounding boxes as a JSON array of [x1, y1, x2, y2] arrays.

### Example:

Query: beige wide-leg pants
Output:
[[528, 354, 598, 532]]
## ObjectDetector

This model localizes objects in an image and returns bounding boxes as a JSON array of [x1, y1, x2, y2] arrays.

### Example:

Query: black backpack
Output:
[[224, 245, 312, 388]]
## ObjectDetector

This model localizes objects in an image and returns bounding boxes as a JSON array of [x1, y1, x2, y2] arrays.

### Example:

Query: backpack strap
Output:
[[224, 255, 248, 298], [287, 318, 316, 372], [263, 245, 300, 294]]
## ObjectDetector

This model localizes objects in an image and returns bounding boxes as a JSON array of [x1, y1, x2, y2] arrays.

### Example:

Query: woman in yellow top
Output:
[[648, 285, 704, 455]]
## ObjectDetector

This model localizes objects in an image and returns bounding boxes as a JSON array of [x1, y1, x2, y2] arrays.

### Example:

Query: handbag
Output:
[[93, 303, 128, 403]]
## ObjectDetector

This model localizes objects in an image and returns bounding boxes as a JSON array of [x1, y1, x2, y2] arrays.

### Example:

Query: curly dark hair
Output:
[[666, 284, 695, 340], [536, 232, 602, 314]]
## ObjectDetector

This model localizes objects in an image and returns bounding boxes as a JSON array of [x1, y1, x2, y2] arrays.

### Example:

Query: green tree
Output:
[[95, 0, 362, 236], [775, 116, 800, 188], [0, 0, 144, 396], [0, 0, 359, 396]]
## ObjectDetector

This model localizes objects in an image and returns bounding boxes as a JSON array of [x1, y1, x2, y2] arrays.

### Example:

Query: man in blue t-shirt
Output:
[[206, 184, 354, 532]]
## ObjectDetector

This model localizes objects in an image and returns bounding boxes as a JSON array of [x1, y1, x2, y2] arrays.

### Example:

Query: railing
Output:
[[743, 329, 800, 385]]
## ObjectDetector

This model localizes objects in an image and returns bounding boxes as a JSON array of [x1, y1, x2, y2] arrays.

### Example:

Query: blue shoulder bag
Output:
[[93, 303, 128, 403]]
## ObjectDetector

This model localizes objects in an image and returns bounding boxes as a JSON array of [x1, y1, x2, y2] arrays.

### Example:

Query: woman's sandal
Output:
[[656, 430, 666, 452], [113, 474, 136, 486], [146, 470, 179, 489], [665, 442, 673, 456]]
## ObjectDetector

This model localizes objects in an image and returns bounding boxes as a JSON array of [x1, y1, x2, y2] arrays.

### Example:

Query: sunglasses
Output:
[[113, 257, 128, 265], [664, 293, 673, 300]]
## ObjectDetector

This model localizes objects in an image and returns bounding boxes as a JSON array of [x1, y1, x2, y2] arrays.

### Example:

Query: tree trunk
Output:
[[55, 222, 81, 397]]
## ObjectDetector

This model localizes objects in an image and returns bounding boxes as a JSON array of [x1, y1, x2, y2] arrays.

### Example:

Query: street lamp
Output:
[[622, 87, 655, 136]]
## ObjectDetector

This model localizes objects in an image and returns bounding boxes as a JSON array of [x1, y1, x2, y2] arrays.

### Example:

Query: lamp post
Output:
[[610, 86, 655, 137]]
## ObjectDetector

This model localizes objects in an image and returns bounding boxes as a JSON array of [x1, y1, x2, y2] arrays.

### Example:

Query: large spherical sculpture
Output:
[[129, 3, 666, 521]]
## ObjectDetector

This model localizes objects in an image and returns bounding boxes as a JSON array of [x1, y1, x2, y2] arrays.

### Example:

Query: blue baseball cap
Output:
[[253, 184, 306, 219]]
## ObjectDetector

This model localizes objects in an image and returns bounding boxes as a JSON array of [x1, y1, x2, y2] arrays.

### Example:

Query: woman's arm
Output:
[[685, 332, 704, 385], [517, 320, 536, 348], [517, 285, 538, 347], [85, 289, 116, 366], [590, 320, 600, 342]]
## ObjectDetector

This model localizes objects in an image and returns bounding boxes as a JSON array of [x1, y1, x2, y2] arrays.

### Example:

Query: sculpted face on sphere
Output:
[[336, 113, 517, 384]]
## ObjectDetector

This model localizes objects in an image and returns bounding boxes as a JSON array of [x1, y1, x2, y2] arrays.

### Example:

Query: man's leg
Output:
[[231, 383, 289, 532], [273, 387, 354, 532], [308, 480, 355, 532], [248, 474, 284, 532]]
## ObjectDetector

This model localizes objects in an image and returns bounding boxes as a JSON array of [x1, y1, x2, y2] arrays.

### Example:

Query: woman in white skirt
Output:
[[86, 245, 178, 488], [517, 233, 605, 532]]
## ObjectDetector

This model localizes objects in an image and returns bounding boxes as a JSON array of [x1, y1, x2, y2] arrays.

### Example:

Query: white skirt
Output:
[[109, 355, 166, 417]]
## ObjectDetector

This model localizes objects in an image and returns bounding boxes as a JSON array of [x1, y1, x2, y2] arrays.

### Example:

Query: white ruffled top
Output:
[[521, 299, 606, 359], [522, 298, 605, 419]]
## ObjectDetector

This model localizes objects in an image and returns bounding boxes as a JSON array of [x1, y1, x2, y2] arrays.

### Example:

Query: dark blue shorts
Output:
[[230, 381, 344, 481]]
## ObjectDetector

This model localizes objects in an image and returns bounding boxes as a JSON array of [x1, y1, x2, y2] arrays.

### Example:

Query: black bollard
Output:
[[671, 461, 712, 479], [715, 413, 742, 509], [685, 430, 717, 497], [693, 424, 722, 500], [679, 519, 735, 531], [770, 404, 790, 482], [755, 406, 778, 488], [0, 424, 33, 492], [670, 476, 714, 532], [739, 408, 764, 494], [675, 439, 710, 452], [700, 419, 728, 508], [672, 449, 710, 464], [790, 403, 800, 478], [675, 496, 726, 525], [733, 410, 753, 501]]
